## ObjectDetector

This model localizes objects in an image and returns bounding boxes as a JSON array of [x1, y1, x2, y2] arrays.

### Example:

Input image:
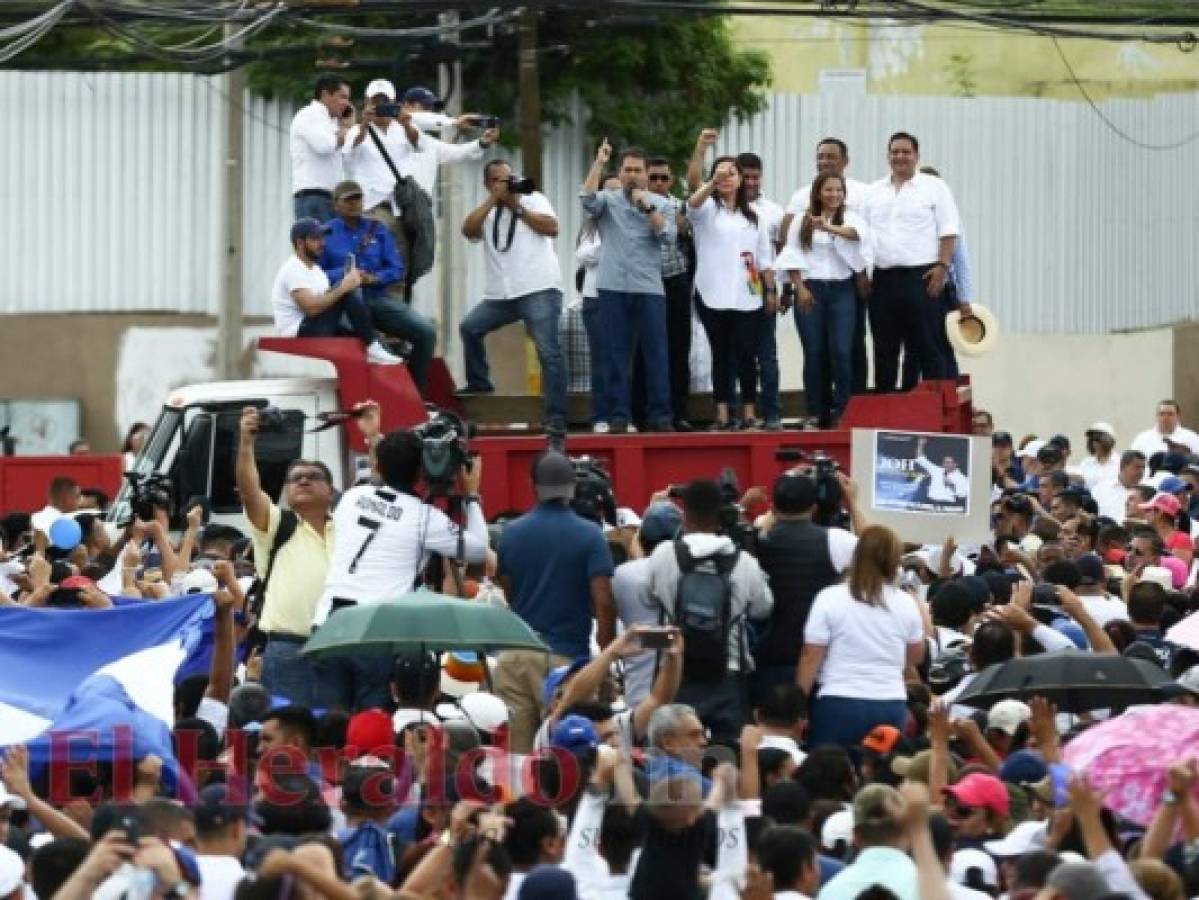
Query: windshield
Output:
[[106, 407, 184, 524]]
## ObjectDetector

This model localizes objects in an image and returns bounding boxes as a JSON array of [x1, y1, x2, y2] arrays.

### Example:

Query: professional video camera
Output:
[[125, 471, 173, 523], [716, 468, 757, 552], [413, 410, 474, 496], [569, 456, 617, 526], [775, 447, 848, 529]]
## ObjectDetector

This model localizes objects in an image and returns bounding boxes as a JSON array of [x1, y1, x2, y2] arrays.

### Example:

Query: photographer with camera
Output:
[[236, 406, 336, 707], [646, 479, 773, 746], [314, 427, 487, 711], [290, 75, 354, 222], [458, 160, 568, 435], [342, 79, 422, 241], [399, 86, 499, 196], [752, 470, 866, 704]]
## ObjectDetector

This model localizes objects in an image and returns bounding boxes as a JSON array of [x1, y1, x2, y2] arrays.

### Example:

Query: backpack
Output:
[[366, 125, 435, 286], [673, 540, 738, 683]]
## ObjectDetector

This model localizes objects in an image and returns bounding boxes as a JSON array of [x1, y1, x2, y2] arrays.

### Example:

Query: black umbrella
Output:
[[953, 649, 1170, 714]]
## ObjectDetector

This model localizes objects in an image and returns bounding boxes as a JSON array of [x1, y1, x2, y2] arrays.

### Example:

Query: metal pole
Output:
[[216, 22, 245, 380], [438, 11, 466, 372]]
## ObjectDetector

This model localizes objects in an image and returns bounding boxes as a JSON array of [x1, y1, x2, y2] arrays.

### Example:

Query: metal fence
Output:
[[1, 70, 1197, 334]]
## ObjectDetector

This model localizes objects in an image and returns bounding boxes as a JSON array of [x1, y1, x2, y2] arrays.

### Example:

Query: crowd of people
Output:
[[5, 390, 1199, 900], [271, 75, 975, 436]]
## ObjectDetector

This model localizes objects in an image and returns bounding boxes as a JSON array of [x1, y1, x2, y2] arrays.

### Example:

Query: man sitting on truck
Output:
[[237, 406, 335, 707], [270, 217, 404, 367]]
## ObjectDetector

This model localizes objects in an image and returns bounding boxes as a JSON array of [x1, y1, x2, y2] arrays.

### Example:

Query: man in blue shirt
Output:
[[319, 180, 437, 392], [494, 450, 617, 752]]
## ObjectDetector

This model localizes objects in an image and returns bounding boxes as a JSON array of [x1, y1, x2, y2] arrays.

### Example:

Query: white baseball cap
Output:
[[950, 847, 998, 889], [821, 809, 853, 852], [365, 79, 396, 100], [458, 692, 509, 734], [181, 567, 219, 595], [986, 699, 1032, 736], [615, 507, 642, 529], [1019, 439, 1046, 459], [1086, 422, 1117, 441], [984, 819, 1048, 858]]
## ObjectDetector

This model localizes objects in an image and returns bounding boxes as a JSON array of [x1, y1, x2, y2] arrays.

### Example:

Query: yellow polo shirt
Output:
[[250, 503, 334, 636]]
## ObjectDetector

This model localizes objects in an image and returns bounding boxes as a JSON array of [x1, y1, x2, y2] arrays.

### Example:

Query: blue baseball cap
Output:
[[550, 715, 599, 755], [1161, 475, 1190, 494], [999, 749, 1049, 786], [290, 217, 324, 242], [402, 86, 440, 108], [639, 502, 683, 549], [542, 657, 590, 706], [518, 865, 578, 900]]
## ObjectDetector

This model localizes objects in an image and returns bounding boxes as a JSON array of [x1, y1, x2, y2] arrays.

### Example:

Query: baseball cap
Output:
[[1140, 492, 1182, 517], [999, 749, 1049, 786], [615, 507, 642, 529], [181, 568, 219, 595], [892, 749, 960, 785], [639, 502, 682, 547], [194, 782, 259, 830], [984, 819, 1048, 858], [518, 865, 578, 900], [1162, 665, 1199, 699], [365, 78, 396, 100], [1019, 440, 1046, 459], [1075, 553, 1105, 585], [344, 709, 395, 759], [531, 450, 576, 501], [861, 725, 903, 756], [944, 773, 1010, 817], [402, 85, 440, 108], [1048, 433, 1071, 452], [458, 691, 509, 734], [290, 217, 324, 242], [950, 847, 998, 890], [821, 808, 853, 852], [228, 682, 273, 728], [542, 657, 590, 706], [1161, 556, 1189, 589], [1140, 566, 1175, 592], [986, 699, 1031, 736], [1086, 422, 1116, 440], [1160, 475, 1191, 494], [333, 180, 364, 201], [59, 574, 97, 591], [550, 715, 599, 754], [852, 784, 903, 832]]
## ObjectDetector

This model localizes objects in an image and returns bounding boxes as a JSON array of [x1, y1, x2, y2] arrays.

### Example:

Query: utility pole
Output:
[[215, 22, 244, 380], [437, 10, 466, 370], [517, 7, 542, 184]]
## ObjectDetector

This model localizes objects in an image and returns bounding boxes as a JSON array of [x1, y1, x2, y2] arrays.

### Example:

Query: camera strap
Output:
[[366, 123, 405, 184], [491, 206, 518, 253]]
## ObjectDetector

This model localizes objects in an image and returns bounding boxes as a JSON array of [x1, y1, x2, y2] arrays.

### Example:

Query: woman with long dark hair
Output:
[[776, 173, 868, 429], [688, 153, 777, 431], [799, 525, 925, 749]]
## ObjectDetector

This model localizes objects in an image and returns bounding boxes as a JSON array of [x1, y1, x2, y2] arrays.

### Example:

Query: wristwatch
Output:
[[163, 881, 190, 899]]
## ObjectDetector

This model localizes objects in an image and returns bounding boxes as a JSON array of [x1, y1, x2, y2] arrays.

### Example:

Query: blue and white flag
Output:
[[0, 595, 211, 748]]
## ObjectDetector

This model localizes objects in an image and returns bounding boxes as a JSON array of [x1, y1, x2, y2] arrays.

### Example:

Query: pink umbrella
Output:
[[1062, 704, 1199, 826]]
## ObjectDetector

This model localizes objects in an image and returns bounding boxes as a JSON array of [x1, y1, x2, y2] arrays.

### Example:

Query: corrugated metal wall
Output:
[[2, 71, 1197, 334]]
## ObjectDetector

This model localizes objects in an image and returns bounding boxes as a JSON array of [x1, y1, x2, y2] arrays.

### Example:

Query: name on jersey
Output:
[[356, 494, 404, 521]]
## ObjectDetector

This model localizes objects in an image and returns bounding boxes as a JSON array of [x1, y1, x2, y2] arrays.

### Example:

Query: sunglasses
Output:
[[648, 174, 672, 182], [286, 471, 328, 484], [944, 795, 981, 817]]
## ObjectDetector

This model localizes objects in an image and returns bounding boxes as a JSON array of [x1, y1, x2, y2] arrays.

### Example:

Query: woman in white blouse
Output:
[[798, 524, 925, 749], [688, 156, 777, 431], [776, 173, 868, 429], [576, 174, 621, 432]]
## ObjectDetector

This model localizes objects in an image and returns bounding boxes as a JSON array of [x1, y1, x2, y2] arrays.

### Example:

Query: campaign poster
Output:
[[872, 430, 972, 515]]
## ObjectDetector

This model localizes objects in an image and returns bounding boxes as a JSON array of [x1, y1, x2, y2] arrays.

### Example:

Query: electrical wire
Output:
[[1050, 35, 1199, 151], [293, 7, 517, 39], [0, 1, 74, 65]]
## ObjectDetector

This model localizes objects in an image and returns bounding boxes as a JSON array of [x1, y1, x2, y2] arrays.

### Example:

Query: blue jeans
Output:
[[261, 640, 314, 707], [808, 695, 907, 751], [597, 290, 671, 424], [294, 192, 333, 223], [459, 288, 567, 423], [297, 289, 378, 346], [796, 278, 856, 422], [312, 647, 396, 712], [362, 287, 436, 390], [581, 296, 610, 423], [756, 309, 781, 422]]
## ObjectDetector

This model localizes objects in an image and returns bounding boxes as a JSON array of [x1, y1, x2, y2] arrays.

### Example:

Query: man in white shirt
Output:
[[1131, 399, 1199, 457], [914, 437, 969, 507], [290, 74, 353, 222], [862, 132, 960, 393], [269, 218, 402, 366], [194, 784, 249, 900], [1092, 450, 1148, 521], [458, 159, 568, 433], [1079, 422, 1121, 489], [315, 428, 488, 710], [401, 85, 499, 195]]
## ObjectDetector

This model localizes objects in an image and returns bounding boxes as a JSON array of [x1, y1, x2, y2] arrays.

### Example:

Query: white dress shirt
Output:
[[752, 195, 786, 247], [341, 122, 425, 211], [688, 197, 775, 312], [1093, 478, 1137, 521], [863, 172, 960, 268], [575, 230, 603, 300], [1131, 426, 1199, 457], [776, 211, 869, 281], [289, 100, 344, 194], [404, 134, 486, 195], [786, 176, 871, 217], [915, 455, 969, 503], [1078, 453, 1121, 489], [468, 192, 563, 300]]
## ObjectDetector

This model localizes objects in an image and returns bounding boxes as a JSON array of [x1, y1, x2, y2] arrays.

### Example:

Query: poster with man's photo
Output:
[[872, 430, 972, 515]]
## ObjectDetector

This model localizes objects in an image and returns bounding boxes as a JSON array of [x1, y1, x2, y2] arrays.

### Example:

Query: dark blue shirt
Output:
[[319, 216, 404, 287], [496, 502, 614, 658]]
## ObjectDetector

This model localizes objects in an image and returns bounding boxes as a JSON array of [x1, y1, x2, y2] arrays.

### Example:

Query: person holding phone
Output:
[[289, 75, 354, 222]]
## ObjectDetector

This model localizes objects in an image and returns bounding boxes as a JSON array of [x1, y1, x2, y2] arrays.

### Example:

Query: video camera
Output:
[[413, 410, 474, 496], [774, 448, 848, 528], [125, 471, 173, 523], [569, 456, 617, 527], [716, 468, 758, 553]]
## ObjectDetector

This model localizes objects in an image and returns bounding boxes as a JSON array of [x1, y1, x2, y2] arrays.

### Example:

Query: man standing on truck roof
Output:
[[236, 406, 336, 707]]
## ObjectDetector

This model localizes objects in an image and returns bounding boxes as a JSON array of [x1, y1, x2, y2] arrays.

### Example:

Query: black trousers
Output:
[[869, 265, 949, 393], [632, 271, 694, 426], [902, 279, 961, 390], [697, 299, 760, 408]]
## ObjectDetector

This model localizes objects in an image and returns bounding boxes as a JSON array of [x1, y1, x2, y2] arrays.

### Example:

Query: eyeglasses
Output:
[[286, 471, 328, 484], [648, 174, 672, 182]]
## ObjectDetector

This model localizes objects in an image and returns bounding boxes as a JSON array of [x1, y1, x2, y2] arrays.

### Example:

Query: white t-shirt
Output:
[[1093, 478, 1135, 522], [271, 254, 329, 337], [469, 192, 563, 300], [863, 172, 961, 269], [1131, 426, 1199, 457], [1078, 454, 1120, 489], [316, 486, 489, 624], [688, 196, 775, 312], [804, 583, 923, 700], [197, 855, 246, 900], [1077, 592, 1129, 627]]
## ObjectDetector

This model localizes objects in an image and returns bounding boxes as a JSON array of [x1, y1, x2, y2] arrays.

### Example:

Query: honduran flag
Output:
[[0, 595, 211, 787]]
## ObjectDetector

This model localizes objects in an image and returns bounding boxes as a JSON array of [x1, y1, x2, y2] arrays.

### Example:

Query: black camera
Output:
[[413, 410, 474, 496], [774, 448, 847, 528], [570, 457, 617, 527], [478, 115, 500, 130], [506, 175, 536, 194], [126, 471, 173, 523], [259, 406, 287, 434], [375, 102, 400, 118], [717, 468, 757, 553]]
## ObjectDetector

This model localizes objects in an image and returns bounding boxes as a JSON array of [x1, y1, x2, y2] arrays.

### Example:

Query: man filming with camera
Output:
[[313, 426, 488, 711], [458, 160, 568, 435]]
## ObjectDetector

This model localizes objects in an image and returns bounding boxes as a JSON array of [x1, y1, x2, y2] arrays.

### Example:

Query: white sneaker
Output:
[[593, 422, 611, 434], [366, 342, 404, 366]]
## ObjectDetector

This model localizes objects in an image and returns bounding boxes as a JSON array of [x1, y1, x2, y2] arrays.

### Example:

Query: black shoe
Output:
[[673, 418, 695, 432], [454, 384, 494, 397], [650, 419, 675, 432], [610, 419, 630, 434]]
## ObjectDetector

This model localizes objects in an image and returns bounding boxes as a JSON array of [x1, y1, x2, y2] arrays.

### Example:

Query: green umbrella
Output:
[[301, 591, 549, 659]]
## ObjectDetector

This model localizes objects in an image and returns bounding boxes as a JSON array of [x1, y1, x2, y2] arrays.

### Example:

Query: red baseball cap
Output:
[[943, 773, 1010, 817], [59, 575, 96, 591], [862, 725, 902, 755], [1140, 492, 1182, 518], [343, 709, 395, 760]]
